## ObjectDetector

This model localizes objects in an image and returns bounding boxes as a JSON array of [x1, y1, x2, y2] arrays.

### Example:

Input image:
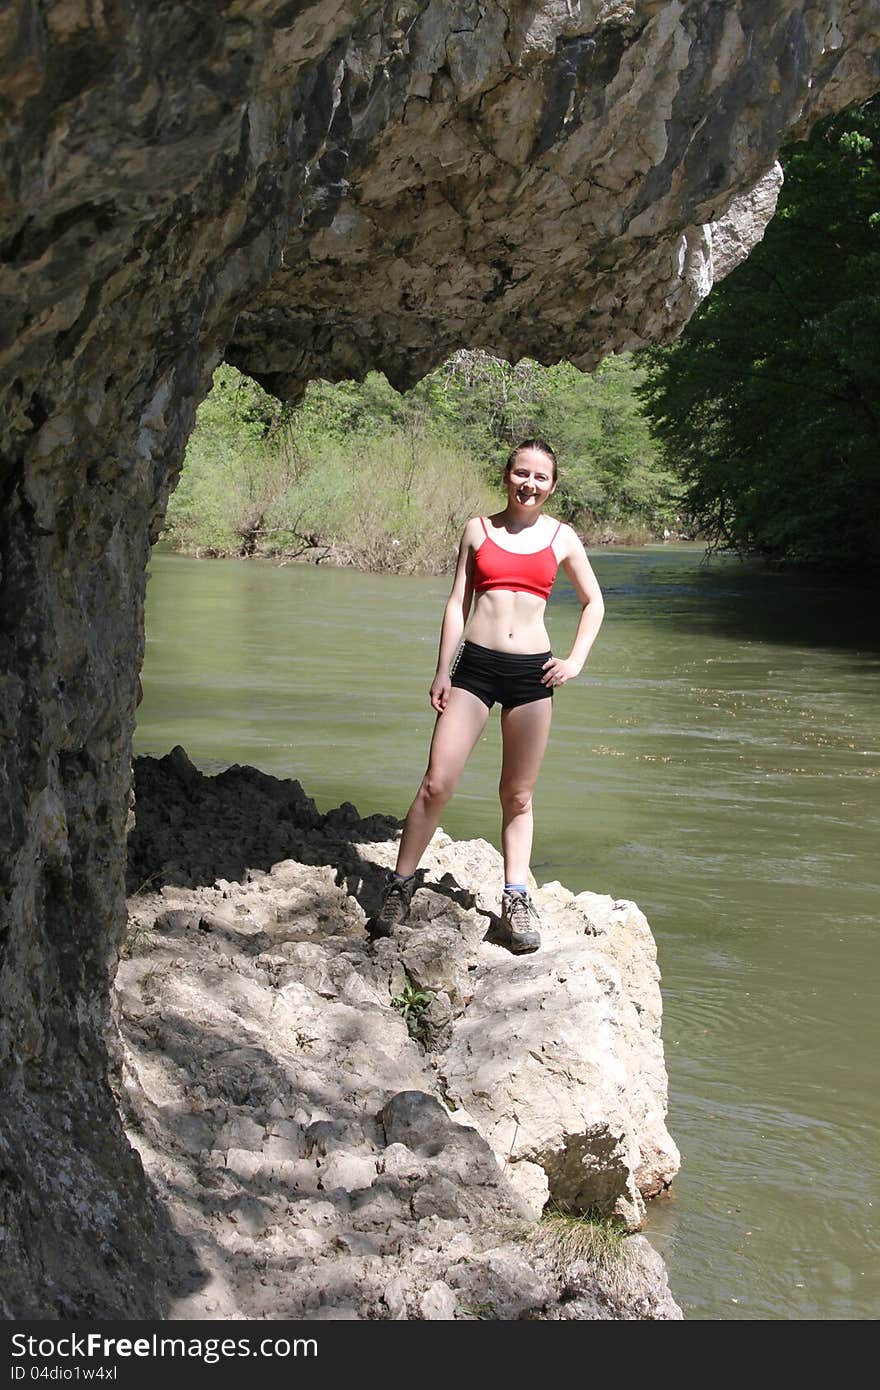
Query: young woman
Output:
[[375, 440, 605, 951]]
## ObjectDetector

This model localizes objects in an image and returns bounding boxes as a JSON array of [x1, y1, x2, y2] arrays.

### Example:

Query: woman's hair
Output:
[[505, 438, 558, 483]]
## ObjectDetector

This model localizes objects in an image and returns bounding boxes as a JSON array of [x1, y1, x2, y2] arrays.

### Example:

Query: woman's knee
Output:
[[499, 782, 533, 817], [420, 768, 457, 808]]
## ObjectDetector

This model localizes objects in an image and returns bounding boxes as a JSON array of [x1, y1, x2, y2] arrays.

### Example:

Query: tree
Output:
[[169, 349, 680, 564], [637, 97, 880, 569], [166, 365, 305, 555]]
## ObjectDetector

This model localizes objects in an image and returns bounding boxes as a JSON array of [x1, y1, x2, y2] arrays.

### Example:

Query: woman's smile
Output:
[[507, 448, 556, 511]]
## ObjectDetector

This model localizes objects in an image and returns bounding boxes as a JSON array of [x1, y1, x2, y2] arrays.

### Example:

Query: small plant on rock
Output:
[[391, 980, 434, 1039], [528, 1207, 633, 1302], [458, 1300, 496, 1320]]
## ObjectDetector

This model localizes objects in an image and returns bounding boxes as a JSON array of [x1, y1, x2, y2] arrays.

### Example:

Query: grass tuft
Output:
[[527, 1208, 634, 1302]]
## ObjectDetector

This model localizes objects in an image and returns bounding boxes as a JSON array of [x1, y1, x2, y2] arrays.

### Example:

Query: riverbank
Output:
[[164, 359, 684, 572], [120, 747, 681, 1320], [160, 521, 694, 572]]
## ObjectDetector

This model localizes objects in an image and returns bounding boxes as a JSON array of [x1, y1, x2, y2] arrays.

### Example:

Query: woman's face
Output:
[[505, 448, 557, 511]]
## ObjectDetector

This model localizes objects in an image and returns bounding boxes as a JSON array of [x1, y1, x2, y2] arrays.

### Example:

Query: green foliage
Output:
[[166, 365, 303, 555], [408, 349, 680, 534], [166, 346, 680, 567], [638, 97, 880, 569], [390, 981, 434, 1038], [165, 365, 498, 569], [457, 1301, 497, 1320], [409, 350, 552, 461], [526, 355, 680, 530]]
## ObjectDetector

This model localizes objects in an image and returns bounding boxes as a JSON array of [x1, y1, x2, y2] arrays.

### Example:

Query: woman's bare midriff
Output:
[[464, 589, 551, 653]]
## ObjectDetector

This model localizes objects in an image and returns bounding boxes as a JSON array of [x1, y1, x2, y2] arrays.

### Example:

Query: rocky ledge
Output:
[[118, 748, 681, 1320]]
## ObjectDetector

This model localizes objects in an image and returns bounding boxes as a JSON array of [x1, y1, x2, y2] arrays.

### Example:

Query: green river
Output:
[[135, 544, 880, 1320]]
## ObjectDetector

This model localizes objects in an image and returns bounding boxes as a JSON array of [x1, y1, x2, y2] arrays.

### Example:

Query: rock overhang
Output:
[[222, 0, 880, 398], [3, 2, 880, 425]]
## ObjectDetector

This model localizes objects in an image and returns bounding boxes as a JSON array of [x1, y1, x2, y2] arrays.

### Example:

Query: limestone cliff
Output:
[[1, 2, 878, 1317]]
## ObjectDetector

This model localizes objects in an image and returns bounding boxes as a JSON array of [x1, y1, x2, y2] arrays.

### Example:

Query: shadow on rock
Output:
[[120, 745, 682, 1318], [128, 747, 400, 897], [0, 1075, 205, 1319]]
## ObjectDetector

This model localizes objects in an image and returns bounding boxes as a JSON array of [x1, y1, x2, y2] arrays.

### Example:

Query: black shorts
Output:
[[450, 640, 553, 711]]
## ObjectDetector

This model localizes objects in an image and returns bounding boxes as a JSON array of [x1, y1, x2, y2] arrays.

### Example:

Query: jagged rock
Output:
[[262, 1120, 307, 1161], [217, 1114, 265, 1153], [5, 1, 878, 1315], [379, 1091, 457, 1154], [319, 1153, 379, 1193], [304, 1118, 368, 1156], [369, 828, 681, 1228], [106, 755, 683, 1318], [400, 933, 476, 1012], [420, 1280, 458, 1320], [530, 1231, 682, 1321], [226, 3, 880, 391], [441, 881, 680, 1228], [505, 1160, 552, 1223], [420, 989, 455, 1052], [162, 746, 203, 793], [229, 1197, 272, 1239], [380, 1143, 428, 1179], [383, 1276, 409, 1320]]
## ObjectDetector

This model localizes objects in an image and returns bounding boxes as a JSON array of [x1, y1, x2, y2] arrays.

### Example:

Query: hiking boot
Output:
[[371, 869, 422, 938], [499, 889, 542, 953]]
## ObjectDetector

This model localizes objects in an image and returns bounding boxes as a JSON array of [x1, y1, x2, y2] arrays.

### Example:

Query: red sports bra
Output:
[[472, 517, 563, 601]]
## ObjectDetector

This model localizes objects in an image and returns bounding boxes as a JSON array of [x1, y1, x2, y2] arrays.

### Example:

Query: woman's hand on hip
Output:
[[430, 672, 452, 712], [541, 656, 581, 689]]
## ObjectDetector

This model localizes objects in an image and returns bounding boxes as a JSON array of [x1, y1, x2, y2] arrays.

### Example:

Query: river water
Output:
[[135, 544, 880, 1320]]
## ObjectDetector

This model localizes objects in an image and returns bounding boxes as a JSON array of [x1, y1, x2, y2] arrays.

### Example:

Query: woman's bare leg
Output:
[[395, 687, 490, 875], [498, 697, 553, 884]]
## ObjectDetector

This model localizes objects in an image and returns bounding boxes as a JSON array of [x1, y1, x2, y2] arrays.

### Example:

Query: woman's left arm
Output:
[[541, 527, 605, 689]]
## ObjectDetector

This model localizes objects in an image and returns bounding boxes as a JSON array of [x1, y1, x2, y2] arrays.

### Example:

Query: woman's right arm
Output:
[[430, 520, 478, 712]]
